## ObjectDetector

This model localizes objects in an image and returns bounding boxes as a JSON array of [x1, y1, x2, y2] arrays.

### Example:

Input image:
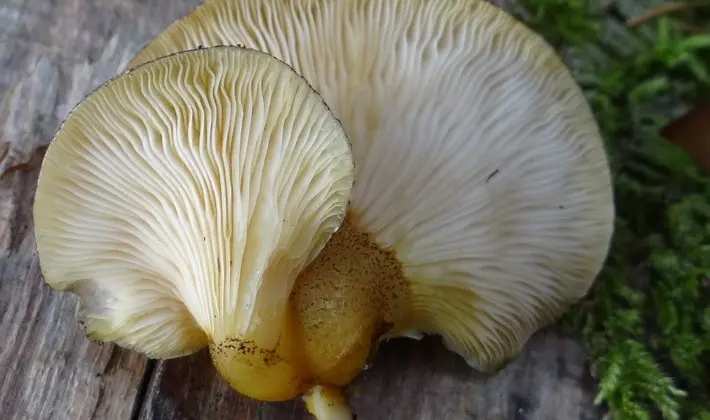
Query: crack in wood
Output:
[[131, 360, 156, 420]]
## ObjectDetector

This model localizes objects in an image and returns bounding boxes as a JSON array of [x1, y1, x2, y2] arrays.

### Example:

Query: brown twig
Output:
[[626, 1, 708, 27]]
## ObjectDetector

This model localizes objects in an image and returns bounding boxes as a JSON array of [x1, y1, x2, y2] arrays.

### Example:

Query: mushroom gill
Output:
[[34, 46, 354, 402], [128, 0, 614, 374], [35, 0, 616, 419]]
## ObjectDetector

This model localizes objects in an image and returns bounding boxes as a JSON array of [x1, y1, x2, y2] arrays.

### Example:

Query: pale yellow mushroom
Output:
[[34, 45, 355, 403], [35, 1, 615, 419]]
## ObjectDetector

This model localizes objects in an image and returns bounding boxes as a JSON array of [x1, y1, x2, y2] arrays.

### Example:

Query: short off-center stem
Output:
[[292, 210, 411, 387]]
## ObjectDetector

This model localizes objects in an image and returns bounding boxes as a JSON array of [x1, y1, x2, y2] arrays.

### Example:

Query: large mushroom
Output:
[[34, 0, 615, 419]]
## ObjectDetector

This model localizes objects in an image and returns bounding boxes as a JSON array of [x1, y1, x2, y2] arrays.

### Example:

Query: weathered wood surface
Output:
[[139, 333, 600, 420], [0, 1, 602, 419]]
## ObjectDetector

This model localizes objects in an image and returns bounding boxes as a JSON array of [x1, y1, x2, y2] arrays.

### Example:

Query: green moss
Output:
[[506, 1, 710, 419]]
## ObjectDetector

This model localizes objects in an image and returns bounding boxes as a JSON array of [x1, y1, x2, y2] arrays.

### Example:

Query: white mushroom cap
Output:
[[127, 0, 614, 372], [34, 46, 354, 362]]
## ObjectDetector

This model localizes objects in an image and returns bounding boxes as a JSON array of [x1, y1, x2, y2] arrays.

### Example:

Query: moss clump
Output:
[[507, 1, 710, 419]]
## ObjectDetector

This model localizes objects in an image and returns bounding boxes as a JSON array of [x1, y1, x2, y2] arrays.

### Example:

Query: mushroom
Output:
[[35, 0, 615, 419], [34, 45, 355, 402]]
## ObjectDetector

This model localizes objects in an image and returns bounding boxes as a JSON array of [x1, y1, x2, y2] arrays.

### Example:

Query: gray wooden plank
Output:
[[0, 1, 198, 419]]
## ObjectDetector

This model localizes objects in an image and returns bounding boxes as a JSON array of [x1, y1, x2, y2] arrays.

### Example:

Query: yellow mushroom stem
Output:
[[303, 385, 354, 420], [209, 211, 411, 409]]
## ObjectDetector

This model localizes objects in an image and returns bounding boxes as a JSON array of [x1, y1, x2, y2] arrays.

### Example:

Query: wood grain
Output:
[[139, 332, 601, 420], [0, 1, 198, 419], [0, 1, 603, 419]]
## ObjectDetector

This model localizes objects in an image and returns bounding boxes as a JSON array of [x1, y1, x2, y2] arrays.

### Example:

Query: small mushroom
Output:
[[34, 45, 355, 401], [35, 1, 615, 419]]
